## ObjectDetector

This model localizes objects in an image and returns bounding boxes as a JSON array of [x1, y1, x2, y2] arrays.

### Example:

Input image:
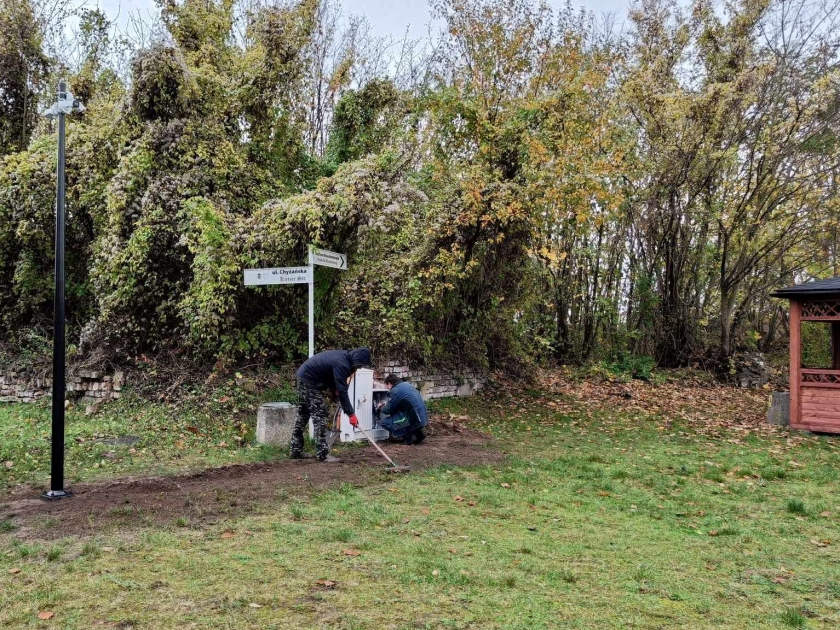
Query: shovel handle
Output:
[[356, 424, 399, 468]]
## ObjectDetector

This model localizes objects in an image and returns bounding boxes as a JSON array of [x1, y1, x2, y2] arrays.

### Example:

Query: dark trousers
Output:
[[290, 383, 329, 460]]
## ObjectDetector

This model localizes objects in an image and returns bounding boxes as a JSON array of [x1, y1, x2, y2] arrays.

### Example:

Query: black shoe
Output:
[[412, 429, 426, 445], [402, 432, 416, 445]]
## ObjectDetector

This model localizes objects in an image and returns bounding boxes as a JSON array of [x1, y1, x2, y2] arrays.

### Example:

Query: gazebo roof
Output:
[[772, 276, 840, 299]]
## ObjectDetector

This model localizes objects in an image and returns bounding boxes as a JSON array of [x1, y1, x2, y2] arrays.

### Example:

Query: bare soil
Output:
[[0, 422, 497, 539]]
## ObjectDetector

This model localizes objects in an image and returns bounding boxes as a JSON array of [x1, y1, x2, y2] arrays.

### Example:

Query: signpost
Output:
[[243, 266, 311, 286], [311, 248, 347, 270], [244, 247, 346, 359]]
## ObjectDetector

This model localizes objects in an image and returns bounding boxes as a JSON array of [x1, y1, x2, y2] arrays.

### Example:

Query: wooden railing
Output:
[[801, 368, 840, 387]]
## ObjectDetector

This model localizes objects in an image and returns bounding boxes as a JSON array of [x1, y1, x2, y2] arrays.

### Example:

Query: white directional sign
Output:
[[312, 248, 347, 270], [244, 266, 312, 286]]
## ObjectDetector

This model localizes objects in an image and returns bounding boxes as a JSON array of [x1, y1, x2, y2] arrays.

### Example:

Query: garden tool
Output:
[[327, 405, 341, 448], [355, 423, 411, 473]]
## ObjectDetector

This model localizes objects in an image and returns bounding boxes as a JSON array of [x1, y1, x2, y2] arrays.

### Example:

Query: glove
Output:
[[349, 414, 359, 427]]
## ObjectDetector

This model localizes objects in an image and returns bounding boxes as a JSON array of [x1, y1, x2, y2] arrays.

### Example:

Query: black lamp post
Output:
[[42, 79, 84, 501]]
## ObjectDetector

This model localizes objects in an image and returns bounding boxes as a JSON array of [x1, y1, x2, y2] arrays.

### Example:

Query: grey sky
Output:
[[96, 0, 633, 40]]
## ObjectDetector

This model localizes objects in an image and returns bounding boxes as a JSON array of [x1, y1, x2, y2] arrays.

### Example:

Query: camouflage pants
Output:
[[290, 383, 329, 461]]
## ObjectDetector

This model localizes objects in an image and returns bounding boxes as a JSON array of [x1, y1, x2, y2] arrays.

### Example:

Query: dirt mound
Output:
[[0, 427, 497, 540]]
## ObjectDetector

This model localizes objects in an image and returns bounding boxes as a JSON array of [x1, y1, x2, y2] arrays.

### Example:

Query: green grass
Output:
[[1, 389, 840, 628], [787, 498, 809, 516], [780, 608, 808, 628], [0, 386, 297, 490]]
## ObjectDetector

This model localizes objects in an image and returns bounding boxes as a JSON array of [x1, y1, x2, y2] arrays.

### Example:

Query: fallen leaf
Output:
[[343, 549, 361, 557], [468, 501, 477, 507], [448, 548, 458, 554], [597, 490, 610, 497], [527, 526, 537, 532], [454, 495, 464, 502], [175, 441, 185, 449], [315, 579, 337, 588], [4, 461, 12, 469], [501, 483, 511, 488], [221, 531, 235, 539], [8, 567, 21, 574], [402, 518, 411, 524], [218, 441, 228, 448], [709, 530, 719, 537], [218, 397, 231, 403], [821, 511, 832, 517], [421, 509, 431, 515], [810, 538, 830, 547], [38, 612, 55, 620], [432, 570, 439, 576], [101, 547, 115, 552], [772, 576, 788, 584], [186, 426, 200, 434], [248, 603, 262, 608]]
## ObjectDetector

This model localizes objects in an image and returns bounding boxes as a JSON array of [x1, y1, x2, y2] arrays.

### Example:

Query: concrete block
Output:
[[767, 392, 790, 427], [456, 381, 478, 397], [257, 402, 296, 446]]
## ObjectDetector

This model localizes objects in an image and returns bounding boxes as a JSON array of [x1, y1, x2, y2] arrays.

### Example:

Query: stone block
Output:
[[456, 381, 476, 397], [257, 402, 296, 446], [767, 392, 790, 427]]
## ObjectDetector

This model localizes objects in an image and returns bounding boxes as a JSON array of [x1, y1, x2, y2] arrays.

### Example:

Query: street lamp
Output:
[[42, 79, 84, 501]]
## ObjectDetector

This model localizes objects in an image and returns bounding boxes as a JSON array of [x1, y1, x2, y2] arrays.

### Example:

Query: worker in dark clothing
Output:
[[377, 374, 428, 445], [290, 348, 372, 461]]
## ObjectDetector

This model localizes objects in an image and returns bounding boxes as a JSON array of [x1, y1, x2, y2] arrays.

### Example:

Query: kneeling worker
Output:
[[290, 348, 372, 462], [377, 374, 428, 444]]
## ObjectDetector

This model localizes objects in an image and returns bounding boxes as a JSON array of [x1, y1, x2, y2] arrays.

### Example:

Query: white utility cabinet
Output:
[[309, 368, 390, 442]]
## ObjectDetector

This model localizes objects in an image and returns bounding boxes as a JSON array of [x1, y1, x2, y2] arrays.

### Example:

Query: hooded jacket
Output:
[[297, 348, 372, 416], [381, 381, 429, 428]]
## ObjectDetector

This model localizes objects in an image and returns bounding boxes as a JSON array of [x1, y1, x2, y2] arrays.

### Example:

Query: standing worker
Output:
[[377, 374, 429, 445], [290, 348, 372, 462]]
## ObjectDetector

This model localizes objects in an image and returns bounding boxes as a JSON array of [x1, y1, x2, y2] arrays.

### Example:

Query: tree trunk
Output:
[[719, 281, 739, 359]]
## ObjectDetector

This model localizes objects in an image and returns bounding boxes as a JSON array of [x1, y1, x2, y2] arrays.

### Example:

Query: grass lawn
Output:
[[2, 382, 840, 628]]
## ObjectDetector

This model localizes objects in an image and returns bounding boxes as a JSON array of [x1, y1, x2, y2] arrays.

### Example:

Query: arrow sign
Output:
[[244, 266, 312, 286], [312, 248, 347, 270]]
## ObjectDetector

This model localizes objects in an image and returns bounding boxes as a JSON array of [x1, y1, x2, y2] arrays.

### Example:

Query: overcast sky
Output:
[[95, 0, 633, 40]]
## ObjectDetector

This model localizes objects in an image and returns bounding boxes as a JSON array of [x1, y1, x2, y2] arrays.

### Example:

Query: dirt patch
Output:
[[0, 423, 497, 540]]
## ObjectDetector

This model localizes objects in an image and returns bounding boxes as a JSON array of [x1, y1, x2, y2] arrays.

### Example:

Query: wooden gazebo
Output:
[[773, 277, 840, 433]]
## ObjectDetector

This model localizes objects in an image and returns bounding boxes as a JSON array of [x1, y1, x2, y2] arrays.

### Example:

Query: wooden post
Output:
[[790, 300, 802, 428], [833, 322, 840, 370]]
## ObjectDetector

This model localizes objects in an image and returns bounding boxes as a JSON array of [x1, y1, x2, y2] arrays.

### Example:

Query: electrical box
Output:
[[309, 368, 390, 442]]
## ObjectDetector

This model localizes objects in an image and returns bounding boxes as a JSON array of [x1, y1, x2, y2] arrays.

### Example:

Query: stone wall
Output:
[[375, 361, 486, 400], [0, 369, 124, 404], [1, 360, 484, 405]]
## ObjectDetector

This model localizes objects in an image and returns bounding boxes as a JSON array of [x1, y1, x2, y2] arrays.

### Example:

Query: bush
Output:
[[601, 354, 656, 382]]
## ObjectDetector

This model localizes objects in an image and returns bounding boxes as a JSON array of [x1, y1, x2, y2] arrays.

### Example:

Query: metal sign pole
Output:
[[44, 80, 71, 500], [308, 248, 315, 357]]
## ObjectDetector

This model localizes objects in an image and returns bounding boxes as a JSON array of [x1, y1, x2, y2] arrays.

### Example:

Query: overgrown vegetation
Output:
[[2, 0, 840, 371]]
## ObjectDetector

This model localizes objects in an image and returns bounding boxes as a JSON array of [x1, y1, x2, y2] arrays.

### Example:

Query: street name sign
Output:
[[244, 266, 312, 286], [312, 248, 347, 270]]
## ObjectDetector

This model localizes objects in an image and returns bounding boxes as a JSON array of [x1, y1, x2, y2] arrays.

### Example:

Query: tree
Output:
[[0, 0, 49, 155]]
